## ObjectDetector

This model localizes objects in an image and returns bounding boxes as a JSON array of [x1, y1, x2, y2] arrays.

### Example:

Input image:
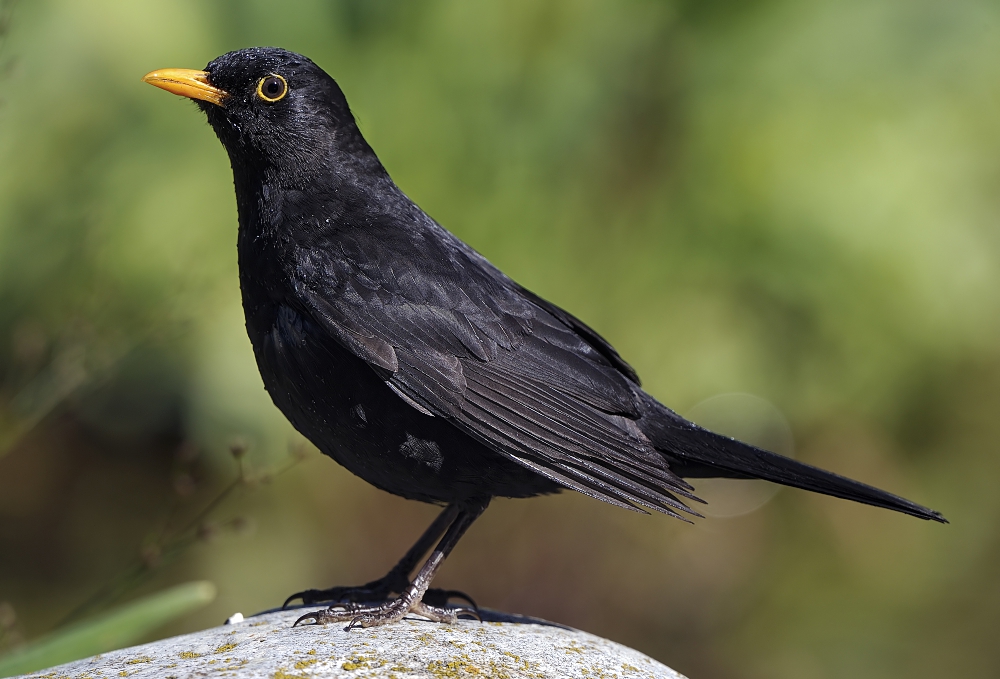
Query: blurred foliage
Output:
[[0, 581, 216, 678], [0, 1, 997, 678]]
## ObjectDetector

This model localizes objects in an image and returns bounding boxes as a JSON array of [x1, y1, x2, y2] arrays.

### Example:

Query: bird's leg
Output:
[[283, 504, 467, 608], [294, 500, 487, 629]]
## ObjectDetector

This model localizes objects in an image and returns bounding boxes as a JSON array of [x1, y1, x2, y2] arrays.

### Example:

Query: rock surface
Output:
[[19, 607, 687, 679]]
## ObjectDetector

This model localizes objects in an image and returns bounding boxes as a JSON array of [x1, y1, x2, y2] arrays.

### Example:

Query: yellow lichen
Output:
[[271, 670, 307, 679], [178, 651, 201, 659], [339, 652, 385, 671], [214, 642, 238, 654], [125, 656, 153, 665], [426, 653, 517, 679]]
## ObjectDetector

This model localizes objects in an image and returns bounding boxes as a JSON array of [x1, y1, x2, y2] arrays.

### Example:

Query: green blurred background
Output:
[[0, 0, 997, 677]]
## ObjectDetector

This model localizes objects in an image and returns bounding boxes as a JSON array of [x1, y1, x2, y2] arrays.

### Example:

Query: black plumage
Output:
[[143, 48, 945, 628]]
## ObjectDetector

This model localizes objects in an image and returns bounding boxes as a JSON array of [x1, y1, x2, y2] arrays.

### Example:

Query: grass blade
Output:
[[0, 580, 216, 677]]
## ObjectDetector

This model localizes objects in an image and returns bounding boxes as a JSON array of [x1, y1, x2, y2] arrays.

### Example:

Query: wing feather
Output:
[[293, 226, 701, 516]]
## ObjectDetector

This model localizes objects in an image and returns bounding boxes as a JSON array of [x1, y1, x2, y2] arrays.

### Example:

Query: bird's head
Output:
[[144, 47, 374, 178]]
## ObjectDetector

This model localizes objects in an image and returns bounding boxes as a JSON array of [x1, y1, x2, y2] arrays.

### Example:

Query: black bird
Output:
[[143, 48, 946, 629]]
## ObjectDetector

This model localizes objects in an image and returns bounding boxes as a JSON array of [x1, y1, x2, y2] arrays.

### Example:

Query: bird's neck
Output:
[[232, 144, 392, 227]]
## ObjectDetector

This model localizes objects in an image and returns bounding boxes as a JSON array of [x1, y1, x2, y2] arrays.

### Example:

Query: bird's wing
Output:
[[516, 285, 641, 386], [294, 230, 698, 517]]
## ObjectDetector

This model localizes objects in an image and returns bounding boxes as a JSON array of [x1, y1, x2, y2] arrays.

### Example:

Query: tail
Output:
[[638, 395, 947, 523]]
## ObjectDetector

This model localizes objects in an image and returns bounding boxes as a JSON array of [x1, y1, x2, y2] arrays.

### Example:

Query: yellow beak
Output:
[[142, 68, 227, 106]]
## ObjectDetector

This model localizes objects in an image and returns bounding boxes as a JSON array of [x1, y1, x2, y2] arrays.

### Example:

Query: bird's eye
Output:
[[256, 74, 288, 102]]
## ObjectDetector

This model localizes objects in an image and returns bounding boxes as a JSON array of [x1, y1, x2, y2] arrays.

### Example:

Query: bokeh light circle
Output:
[[684, 393, 794, 518]]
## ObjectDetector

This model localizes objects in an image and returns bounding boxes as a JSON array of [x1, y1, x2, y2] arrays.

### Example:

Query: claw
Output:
[[293, 610, 321, 626], [294, 603, 364, 627], [453, 606, 481, 621], [284, 588, 322, 608], [422, 588, 479, 611]]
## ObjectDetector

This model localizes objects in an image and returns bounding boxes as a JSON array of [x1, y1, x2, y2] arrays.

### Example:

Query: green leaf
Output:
[[0, 581, 216, 678]]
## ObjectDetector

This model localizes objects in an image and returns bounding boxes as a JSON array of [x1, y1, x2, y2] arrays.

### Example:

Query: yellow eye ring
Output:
[[256, 74, 288, 102]]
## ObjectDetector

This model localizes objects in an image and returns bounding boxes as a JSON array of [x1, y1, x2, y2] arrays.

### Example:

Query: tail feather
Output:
[[639, 396, 947, 523]]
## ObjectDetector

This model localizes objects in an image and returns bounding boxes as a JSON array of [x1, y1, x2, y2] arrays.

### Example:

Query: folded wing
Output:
[[293, 230, 700, 518]]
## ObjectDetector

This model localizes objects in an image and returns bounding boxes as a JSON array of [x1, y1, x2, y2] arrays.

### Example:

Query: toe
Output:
[[293, 609, 322, 626], [411, 601, 461, 624], [422, 588, 478, 610]]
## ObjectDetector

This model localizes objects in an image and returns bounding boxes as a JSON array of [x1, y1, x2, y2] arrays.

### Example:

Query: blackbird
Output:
[[143, 47, 946, 629]]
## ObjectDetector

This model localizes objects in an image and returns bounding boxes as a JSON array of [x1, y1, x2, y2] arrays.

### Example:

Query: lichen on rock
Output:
[[16, 607, 687, 679]]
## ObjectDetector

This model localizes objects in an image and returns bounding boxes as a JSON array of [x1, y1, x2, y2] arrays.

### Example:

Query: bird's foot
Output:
[[421, 588, 478, 610], [293, 597, 479, 630], [282, 582, 394, 608], [283, 581, 477, 611]]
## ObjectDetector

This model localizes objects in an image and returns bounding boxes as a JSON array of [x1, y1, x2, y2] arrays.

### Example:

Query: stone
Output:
[[16, 606, 688, 678]]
